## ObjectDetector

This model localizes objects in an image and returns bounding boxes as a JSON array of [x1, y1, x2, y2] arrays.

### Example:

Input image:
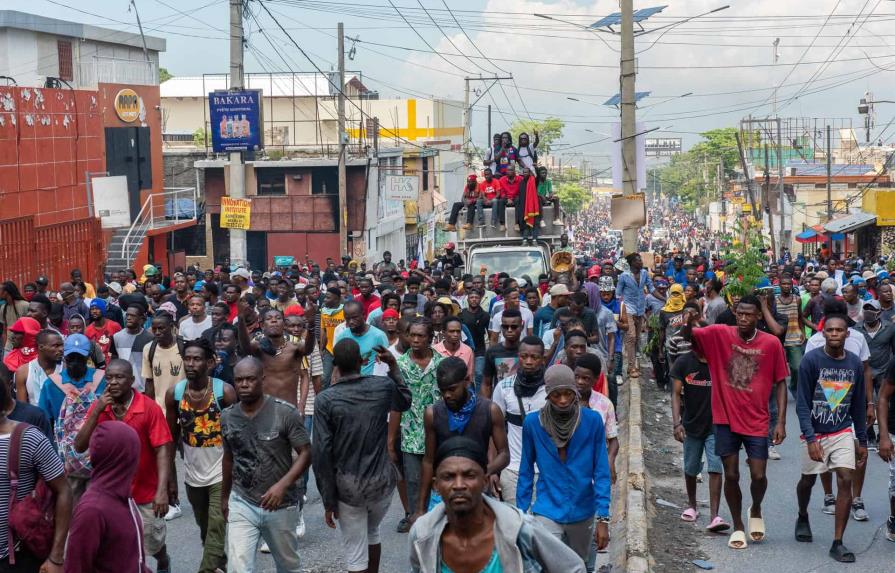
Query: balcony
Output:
[[78, 56, 158, 87]]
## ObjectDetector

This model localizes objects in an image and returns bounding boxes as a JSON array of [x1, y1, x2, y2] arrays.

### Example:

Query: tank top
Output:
[[178, 389, 224, 487], [432, 398, 492, 448]]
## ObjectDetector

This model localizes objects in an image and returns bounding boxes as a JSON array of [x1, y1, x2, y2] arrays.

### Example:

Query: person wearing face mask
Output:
[[516, 364, 611, 565]]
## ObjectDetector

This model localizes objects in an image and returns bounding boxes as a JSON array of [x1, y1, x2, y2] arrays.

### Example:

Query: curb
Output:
[[612, 374, 651, 572]]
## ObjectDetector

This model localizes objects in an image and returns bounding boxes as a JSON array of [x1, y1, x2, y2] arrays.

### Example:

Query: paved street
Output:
[[661, 399, 895, 572]]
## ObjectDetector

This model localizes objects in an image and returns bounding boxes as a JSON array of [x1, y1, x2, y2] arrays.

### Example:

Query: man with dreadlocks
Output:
[[516, 363, 611, 564]]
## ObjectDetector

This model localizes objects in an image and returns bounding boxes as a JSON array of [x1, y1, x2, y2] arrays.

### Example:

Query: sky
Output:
[[13, 0, 895, 169]]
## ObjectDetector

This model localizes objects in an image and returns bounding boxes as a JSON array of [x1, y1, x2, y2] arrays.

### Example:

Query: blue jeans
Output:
[[768, 392, 778, 444], [227, 492, 301, 573], [298, 415, 313, 492], [322, 349, 334, 390], [473, 355, 485, 394], [785, 344, 803, 397]]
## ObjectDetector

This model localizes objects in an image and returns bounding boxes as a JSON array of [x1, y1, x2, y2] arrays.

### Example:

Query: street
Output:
[[649, 392, 895, 572]]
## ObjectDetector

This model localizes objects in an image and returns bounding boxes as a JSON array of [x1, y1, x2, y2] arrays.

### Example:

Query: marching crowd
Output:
[[3, 186, 895, 571]]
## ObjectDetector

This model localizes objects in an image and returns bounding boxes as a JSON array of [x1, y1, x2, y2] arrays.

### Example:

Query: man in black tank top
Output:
[[413, 357, 509, 521]]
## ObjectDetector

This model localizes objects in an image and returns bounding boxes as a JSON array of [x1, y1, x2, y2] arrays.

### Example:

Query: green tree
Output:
[[193, 128, 207, 148], [509, 117, 564, 154], [554, 181, 591, 214], [159, 67, 173, 83]]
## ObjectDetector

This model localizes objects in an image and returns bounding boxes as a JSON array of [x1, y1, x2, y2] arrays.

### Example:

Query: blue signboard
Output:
[[209, 89, 263, 152]]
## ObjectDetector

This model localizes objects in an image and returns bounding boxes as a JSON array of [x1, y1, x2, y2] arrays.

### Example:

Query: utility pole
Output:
[[764, 143, 777, 256], [735, 130, 757, 217], [228, 0, 246, 268], [487, 104, 491, 151], [620, 0, 639, 254], [337, 22, 348, 255], [826, 124, 833, 220], [464, 76, 512, 168], [776, 117, 785, 252]]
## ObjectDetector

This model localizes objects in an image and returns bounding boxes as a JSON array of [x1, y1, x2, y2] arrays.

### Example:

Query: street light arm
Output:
[[636, 5, 730, 36]]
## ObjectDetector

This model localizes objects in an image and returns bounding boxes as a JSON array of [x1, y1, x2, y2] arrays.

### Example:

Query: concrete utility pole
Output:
[[620, 0, 639, 254], [776, 117, 785, 252], [337, 22, 348, 256], [228, 0, 246, 268], [826, 124, 833, 220], [764, 143, 777, 256]]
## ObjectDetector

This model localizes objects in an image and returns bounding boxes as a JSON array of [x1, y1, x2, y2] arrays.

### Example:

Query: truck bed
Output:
[[455, 204, 565, 251]]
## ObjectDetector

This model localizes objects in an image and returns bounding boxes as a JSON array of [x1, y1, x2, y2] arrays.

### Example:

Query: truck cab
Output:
[[456, 203, 565, 279]]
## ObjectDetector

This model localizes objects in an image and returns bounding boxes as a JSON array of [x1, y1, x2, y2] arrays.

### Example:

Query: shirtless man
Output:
[[236, 300, 315, 405]]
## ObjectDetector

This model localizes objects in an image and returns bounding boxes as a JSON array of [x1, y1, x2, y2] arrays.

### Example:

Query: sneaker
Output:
[[396, 514, 412, 533], [768, 445, 781, 460], [164, 504, 182, 521], [260, 541, 271, 553], [296, 510, 306, 538], [852, 498, 869, 521], [539, 220, 546, 228], [822, 494, 836, 515], [499, 225, 506, 231], [887, 516, 895, 542]]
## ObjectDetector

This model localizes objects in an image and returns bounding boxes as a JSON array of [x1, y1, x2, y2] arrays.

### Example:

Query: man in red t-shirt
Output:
[[496, 164, 523, 231], [356, 277, 381, 319], [685, 294, 789, 550], [478, 168, 502, 227], [74, 359, 174, 572], [86, 299, 121, 366]]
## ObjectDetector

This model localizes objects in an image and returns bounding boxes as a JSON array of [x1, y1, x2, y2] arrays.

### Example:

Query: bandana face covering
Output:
[[447, 392, 477, 434], [539, 399, 581, 449], [514, 367, 545, 398], [662, 284, 686, 313]]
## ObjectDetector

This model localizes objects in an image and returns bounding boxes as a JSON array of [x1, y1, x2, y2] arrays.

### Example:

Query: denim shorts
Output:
[[683, 432, 722, 476], [713, 424, 769, 460]]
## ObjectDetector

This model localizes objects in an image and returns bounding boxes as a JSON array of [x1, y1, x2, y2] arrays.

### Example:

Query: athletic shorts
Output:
[[800, 430, 855, 475], [713, 424, 769, 460], [338, 495, 392, 572], [138, 503, 167, 556]]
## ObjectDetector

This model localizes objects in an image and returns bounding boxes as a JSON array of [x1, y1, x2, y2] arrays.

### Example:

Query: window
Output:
[[57, 40, 73, 82], [256, 168, 286, 195], [421, 156, 430, 191], [312, 167, 338, 195]]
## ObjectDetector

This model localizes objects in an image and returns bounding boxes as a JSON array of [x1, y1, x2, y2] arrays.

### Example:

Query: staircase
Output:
[[103, 187, 198, 273]]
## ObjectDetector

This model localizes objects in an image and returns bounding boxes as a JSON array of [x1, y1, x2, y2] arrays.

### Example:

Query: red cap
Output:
[[445, 242, 455, 250], [467, 174, 478, 181], [382, 309, 400, 320], [587, 266, 601, 278], [284, 305, 305, 317]]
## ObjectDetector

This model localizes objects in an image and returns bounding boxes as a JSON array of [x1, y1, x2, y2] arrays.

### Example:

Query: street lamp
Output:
[[857, 93, 895, 143]]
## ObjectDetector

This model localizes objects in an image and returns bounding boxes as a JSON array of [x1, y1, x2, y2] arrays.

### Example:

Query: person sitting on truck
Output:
[[478, 168, 502, 227], [446, 175, 483, 232], [537, 166, 563, 228], [496, 164, 523, 232]]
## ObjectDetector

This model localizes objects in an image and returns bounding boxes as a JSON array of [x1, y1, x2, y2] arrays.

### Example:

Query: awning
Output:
[[823, 211, 877, 234], [795, 228, 825, 243]]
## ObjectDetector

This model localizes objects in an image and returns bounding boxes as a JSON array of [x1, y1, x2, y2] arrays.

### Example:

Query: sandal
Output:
[[795, 516, 813, 542], [728, 530, 748, 549], [748, 505, 766, 542], [829, 542, 855, 563], [681, 507, 699, 522], [707, 516, 731, 533]]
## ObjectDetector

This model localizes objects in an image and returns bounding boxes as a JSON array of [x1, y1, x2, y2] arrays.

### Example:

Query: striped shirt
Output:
[[0, 426, 64, 559]]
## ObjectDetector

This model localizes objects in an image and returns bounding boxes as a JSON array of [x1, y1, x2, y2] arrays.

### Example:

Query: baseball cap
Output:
[[587, 266, 600, 278], [549, 284, 571, 297], [107, 281, 123, 295], [654, 277, 669, 288], [467, 174, 477, 182], [230, 268, 251, 280], [35, 276, 48, 286], [64, 334, 91, 357], [756, 277, 772, 290], [445, 242, 456, 250], [862, 270, 875, 280], [878, 270, 890, 281], [864, 299, 881, 311], [851, 276, 866, 286], [382, 308, 400, 320]]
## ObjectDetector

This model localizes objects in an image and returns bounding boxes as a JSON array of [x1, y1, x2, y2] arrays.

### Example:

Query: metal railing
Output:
[[79, 56, 158, 87], [120, 187, 198, 264]]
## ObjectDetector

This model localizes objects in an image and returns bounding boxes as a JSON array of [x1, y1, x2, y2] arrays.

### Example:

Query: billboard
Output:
[[645, 137, 682, 157], [385, 175, 420, 201], [209, 89, 263, 152]]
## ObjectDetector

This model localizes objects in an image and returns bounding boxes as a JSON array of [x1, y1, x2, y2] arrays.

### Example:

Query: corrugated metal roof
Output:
[[824, 211, 876, 234], [786, 160, 876, 176], [0, 10, 165, 52], [160, 74, 360, 98]]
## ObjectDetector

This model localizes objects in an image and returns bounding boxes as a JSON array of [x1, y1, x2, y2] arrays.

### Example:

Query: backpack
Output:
[[50, 369, 104, 479], [147, 337, 185, 367], [172, 378, 226, 411], [7, 423, 56, 564]]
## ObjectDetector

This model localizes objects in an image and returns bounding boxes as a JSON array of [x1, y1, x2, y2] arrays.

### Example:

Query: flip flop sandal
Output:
[[728, 530, 748, 549], [707, 516, 731, 533], [681, 507, 699, 522], [748, 506, 766, 542], [829, 543, 855, 563], [795, 517, 813, 542]]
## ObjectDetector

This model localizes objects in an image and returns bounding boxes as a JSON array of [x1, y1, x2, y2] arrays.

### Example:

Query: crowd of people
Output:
[[4, 188, 895, 570]]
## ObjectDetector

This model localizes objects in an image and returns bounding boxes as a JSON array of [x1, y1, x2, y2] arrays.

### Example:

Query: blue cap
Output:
[[756, 277, 772, 289], [851, 276, 866, 286], [878, 271, 890, 281], [63, 334, 90, 357], [193, 280, 206, 292]]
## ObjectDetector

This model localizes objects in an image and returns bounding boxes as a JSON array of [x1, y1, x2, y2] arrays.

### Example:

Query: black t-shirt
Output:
[[459, 307, 490, 357], [715, 308, 737, 326], [551, 307, 598, 337], [483, 343, 520, 383], [669, 351, 713, 438], [885, 359, 895, 433]]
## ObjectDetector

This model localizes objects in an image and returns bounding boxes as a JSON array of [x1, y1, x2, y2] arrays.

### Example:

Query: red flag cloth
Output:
[[523, 175, 541, 227]]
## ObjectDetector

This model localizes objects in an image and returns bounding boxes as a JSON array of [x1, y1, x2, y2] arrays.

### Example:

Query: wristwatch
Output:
[[596, 515, 611, 524]]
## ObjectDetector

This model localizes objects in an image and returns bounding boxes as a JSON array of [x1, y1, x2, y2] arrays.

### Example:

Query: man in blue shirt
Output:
[[615, 253, 654, 378], [665, 255, 688, 286], [517, 364, 611, 565], [334, 300, 389, 376], [38, 333, 106, 428]]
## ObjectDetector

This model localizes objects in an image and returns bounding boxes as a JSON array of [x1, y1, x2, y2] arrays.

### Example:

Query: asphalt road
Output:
[[666, 399, 895, 573]]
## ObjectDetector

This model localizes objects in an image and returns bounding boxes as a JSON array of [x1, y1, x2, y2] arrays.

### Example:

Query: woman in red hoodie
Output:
[[65, 421, 149, 572]]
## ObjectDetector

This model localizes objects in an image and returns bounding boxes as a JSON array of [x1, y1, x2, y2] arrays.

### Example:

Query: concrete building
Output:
[[0, 10, 196, 288]]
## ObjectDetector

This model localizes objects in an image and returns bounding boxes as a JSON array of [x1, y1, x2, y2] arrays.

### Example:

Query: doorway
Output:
[[104, 127, 153, 221]]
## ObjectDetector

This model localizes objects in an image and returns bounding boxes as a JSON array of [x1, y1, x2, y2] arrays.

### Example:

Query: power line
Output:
[[414, 0, 490, 74], [384, 0, 474, 75]]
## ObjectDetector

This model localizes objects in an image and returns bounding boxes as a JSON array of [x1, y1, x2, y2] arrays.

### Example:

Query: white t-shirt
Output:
[[491, 375, 547, 472], [489, 307, 534, 342], [804, 328, 870, 362], [178, 315, 212, 341]]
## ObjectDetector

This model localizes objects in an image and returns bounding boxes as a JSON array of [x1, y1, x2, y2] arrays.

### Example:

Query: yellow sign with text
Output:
[[221, 197, 252, 229], [877, 191, 895, 226], [114, 88, 141, 123]]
